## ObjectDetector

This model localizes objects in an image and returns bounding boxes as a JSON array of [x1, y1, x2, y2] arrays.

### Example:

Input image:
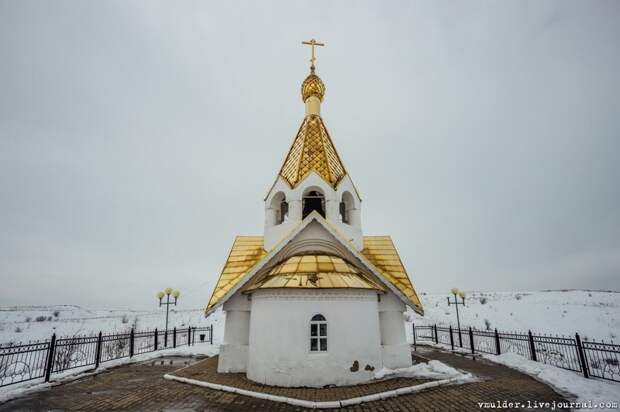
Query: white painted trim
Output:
[[164, 372, 473, 409]]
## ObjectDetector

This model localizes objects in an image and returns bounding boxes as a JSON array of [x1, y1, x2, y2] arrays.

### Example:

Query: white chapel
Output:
[[205, 40, 424, 387]]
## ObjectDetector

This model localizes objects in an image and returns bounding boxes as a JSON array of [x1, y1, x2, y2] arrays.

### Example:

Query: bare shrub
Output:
[[14, 327, 22, 333], [479, 297, 488, 304], [484, 319, 491, 330], [104, 337, 129, 360], [53, 335, 85, 371], [53, 310, 60, 318], [121, 314, 129, 324], [25, 317, 31, 322], [606, 358, 619, 367], [35, 316, 46, 322], [47, 316, 52, 321], [515, 294, 522, 300]]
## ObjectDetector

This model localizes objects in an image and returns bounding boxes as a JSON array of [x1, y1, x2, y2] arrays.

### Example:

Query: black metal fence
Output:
[[0, 325, 213, 388], [412, 323, 620, 383]]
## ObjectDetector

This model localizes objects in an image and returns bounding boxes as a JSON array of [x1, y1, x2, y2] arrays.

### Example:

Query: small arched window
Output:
[[310, 314, 327, 352]]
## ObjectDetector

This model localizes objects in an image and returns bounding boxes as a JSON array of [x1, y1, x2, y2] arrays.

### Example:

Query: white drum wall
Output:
[[246, 289, 382, 387]]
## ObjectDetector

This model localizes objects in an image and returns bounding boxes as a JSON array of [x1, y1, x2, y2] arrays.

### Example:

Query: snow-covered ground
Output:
[[0, 305, 224, 345], [421, 342, 620, 411], [0, 290, 618, 406], [485, 352, 620, 410], [1, 290, 618, 345], [374, 359, 473, 381], [409, 290, 620, 341]]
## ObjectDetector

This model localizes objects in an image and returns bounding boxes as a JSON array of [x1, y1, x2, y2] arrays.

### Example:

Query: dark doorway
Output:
[[302, 190, 325, 219]]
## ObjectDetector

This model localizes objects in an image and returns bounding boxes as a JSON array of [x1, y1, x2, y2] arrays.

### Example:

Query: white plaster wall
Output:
[[378, 290, 406, 313], [264, 174, 363, 251], [247, 289, 382, 387], [218, 293, 251, 373], [223, 311, 250, 344], [378, 291, 412, 369]]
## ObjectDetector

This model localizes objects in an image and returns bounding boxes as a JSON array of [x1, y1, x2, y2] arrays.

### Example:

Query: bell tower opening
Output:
[[302, 190, 325, 219], [271, 192, 288, 225], [340, 191, 355, 224]]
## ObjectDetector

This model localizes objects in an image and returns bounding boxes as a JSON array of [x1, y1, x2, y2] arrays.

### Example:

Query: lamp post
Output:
[[157, 288, 180, 347], [447, 288, 466, 347]]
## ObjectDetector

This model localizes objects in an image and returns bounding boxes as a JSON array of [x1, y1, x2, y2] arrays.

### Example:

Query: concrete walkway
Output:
[[0, 347, 569, 411]]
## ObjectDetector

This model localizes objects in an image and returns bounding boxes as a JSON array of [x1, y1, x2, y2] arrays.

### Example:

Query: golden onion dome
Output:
[[301, 71, 326, 102]]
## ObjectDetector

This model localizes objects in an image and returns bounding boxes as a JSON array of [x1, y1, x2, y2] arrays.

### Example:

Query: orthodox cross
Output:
[[302, 38, 325, 69]]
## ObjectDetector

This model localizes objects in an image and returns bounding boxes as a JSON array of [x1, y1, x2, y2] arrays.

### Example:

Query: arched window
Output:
[[303, 190, 325, 219], [271, 192, 288, 225], [310, 314, 327, 352], [339, 191, 354, 224]]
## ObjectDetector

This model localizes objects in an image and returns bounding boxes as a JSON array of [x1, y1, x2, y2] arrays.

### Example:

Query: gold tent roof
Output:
[[206, 236, 423, 314], [279, 114, 347, 189], [243, 255, 385, 292]]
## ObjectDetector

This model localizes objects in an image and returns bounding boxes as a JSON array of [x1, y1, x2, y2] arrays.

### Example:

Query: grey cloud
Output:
[[1, 0, 619, 310]]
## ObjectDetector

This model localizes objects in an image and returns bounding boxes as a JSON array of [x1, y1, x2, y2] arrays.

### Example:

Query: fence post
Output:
[[165, 328, 168, 348], [468, 327, 475, 355], [154, 328, 158, 351], [449, 325, 455, 352], [172, 327, 176, 348], [434, 324, 438, 344], [458, 326, 463, 348], [192, 327, 196, 345], [95, 331, 102, 368], [494, 328, 501, 355], [412, 323, 416, 350], [129, 329, 134, 358], [210, 324, 213, 344], [44, 333, 57, 382], [528, 330, 537, 361], [187, 326, 191, 346], [575, 333, 589, 379]]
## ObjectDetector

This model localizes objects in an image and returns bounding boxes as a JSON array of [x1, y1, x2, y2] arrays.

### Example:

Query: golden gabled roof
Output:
[[206, 236, 266, 311], [243, 255, 385, 292], [279, 115, 347, 189], [361, 236, 423, 314], [206, 235, 423, 315]]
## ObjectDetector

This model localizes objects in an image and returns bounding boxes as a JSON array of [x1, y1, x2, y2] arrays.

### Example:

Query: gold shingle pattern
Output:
[[206, 236, 423, 315], [361, 236, 423, 314], [301, 73, 326, 102], [279, 115, 347, 189], [206, 236, 266, 310], [243, 255, 384, 292]]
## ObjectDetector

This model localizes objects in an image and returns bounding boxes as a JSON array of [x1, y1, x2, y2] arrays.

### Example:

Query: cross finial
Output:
[[302, 38, 325, 72]]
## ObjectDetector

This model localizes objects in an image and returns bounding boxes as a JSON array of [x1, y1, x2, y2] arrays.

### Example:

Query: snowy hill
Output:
[[409, 290, 619, 341], [1, 290, 618, 345], [0, 305, 224, 345]]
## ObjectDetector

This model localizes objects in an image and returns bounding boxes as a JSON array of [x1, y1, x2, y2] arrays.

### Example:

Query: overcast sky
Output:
[[1, 1, 619, 311]]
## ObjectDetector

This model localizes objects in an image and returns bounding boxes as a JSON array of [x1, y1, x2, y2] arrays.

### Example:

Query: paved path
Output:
[[173, 356, 431, 401], [0, 347, 569, 411]]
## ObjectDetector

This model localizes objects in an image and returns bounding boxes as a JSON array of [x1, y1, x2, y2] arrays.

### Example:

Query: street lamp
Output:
[[447, 288, 466, 347], [157, 288, 180, 347]]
